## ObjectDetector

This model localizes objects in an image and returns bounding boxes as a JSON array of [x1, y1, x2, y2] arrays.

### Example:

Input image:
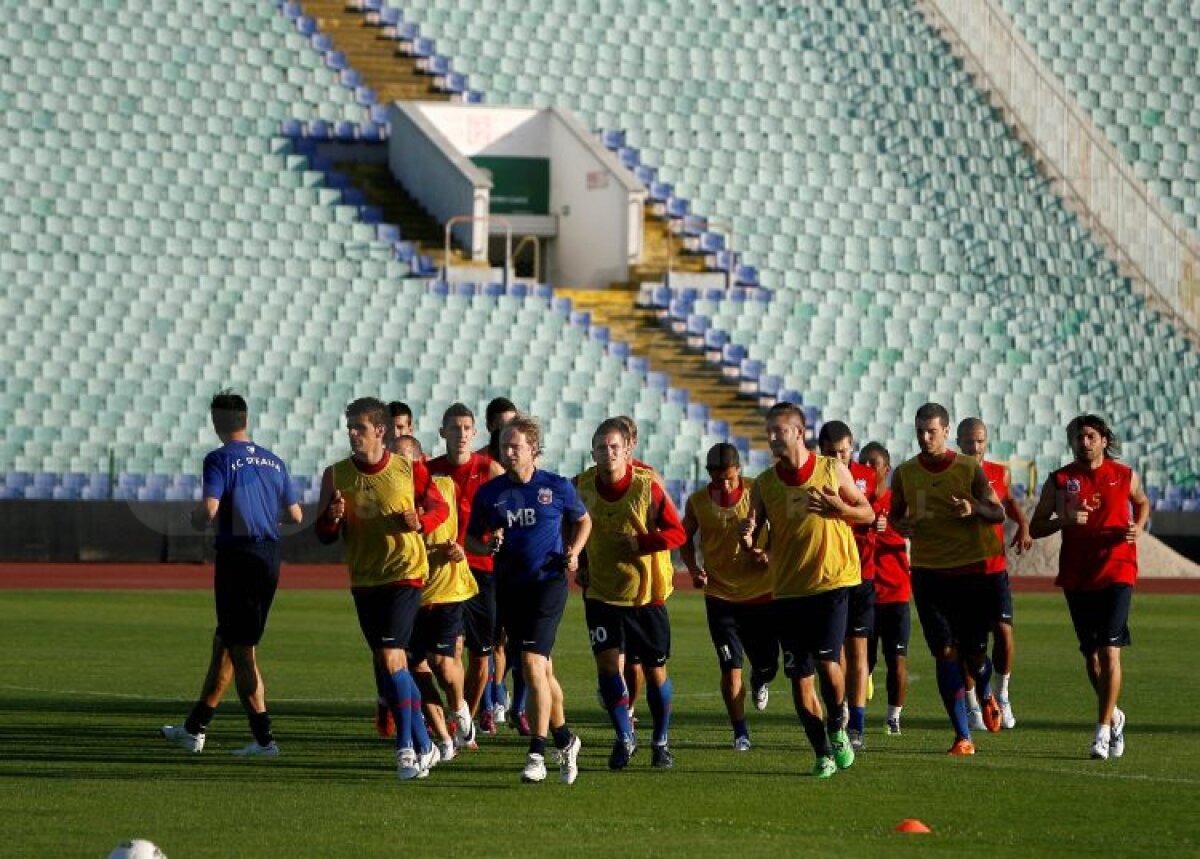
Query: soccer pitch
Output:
[[0, 588, 1196, 858]]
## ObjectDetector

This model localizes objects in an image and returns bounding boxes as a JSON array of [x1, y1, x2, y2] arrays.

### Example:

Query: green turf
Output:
[[1, 589, 1197, 858]]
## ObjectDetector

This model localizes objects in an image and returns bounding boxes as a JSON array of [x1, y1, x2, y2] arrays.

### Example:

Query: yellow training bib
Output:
[[422, 475, 479, 605], [333, 454, 428, 588], [893, 454, 1001, 569], [577, 468, 656, 607], [688, 479, 772, 602]]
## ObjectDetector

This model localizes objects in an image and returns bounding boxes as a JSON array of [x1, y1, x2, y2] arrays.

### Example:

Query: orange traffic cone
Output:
[[895, 819, 932, 834]]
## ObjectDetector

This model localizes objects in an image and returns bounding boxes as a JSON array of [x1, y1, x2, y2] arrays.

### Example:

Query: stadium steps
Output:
[[554, 287, 767, 447], [297, 0, 453, 103], [627, 217, 709, 283], [332, 160, 471, 267]]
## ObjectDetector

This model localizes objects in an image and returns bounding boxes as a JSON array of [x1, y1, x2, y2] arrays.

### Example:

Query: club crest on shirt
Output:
[[247, 446, 256, 454], [855, 478, 867, 492], [1066, 478, 1081, 493], [538, 487, 554, 505]]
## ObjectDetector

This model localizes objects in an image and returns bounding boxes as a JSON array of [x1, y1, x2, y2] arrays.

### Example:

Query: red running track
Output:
[[0, 563, 1197, 593]]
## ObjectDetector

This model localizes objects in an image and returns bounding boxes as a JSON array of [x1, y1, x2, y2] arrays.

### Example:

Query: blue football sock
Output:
[[732, 718, 749, 740], [512, 663, 528, 713], [490, 680, 508, 709], [599, 672, 634, 742], [973, 657, 994, 699], [389, 669, 414, 751], [936, 659, 971, 740], [848, 705, 866, 733], [403, 671, 431, 753], [645, 675, 673, 747], [481, 676, 495, 711]]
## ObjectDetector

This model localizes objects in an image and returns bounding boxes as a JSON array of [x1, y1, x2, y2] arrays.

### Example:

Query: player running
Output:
[[466, 416, 589, 784], [577, 418, 687, 770], [742, 403, 875, 778], [859, 442, 912, 736], [890, 403, 1005, 756], [956, 418, 1033, 730], [316, 397, 449, 780], [680, 443, 778, 751], [394, 434, 477, 763], [426, 403, 505, 745], [162, 391, 302, 757], [1029, 414, 1149, 760], [817, 420, 878, 750]]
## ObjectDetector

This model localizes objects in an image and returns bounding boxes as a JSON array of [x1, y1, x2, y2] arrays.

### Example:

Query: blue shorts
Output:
[[1065, 584, 1132, 654], [463, 569, 498, 654], [771, 587, 849, 679], [497, 576, 568, 658], [911, 570, 991, 657], [408, 602, 465, 665], [352, 584, 422, 651], [213, 541, 280, 647], [871, 601, 911, 662], [704, 596, 779, 677], [584, 599, 671, 667], [986, 571, 1014, 625], [846, 579, 876, 639]]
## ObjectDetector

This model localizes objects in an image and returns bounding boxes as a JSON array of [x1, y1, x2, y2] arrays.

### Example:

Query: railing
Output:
[[920, 0, 1200, 339], [512, 234, 540, 283], [443, 213, 511, 285]]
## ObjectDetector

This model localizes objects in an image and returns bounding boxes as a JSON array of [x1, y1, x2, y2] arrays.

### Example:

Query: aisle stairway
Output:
[[555, 287, 766, 449]]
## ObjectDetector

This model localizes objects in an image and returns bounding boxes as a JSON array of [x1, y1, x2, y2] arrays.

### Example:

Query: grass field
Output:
[[1, 588, 1197, 858]]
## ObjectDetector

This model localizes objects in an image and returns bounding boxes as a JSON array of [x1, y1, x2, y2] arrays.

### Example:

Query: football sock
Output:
[[490, 680, 508, 709], [481, 676, 495, 711], [404, 672, 432, 752], [887, 705, 903, 721], [185, 702, 215, 736], [646, 675, 673, 747], [973, 657, 994, 699], [965, 687, 980, 711], [551, 723, 573, 750], [997, 672, 1011, 699], [512, 663, 529, 714], [454, 702, 472, 735], [599, 672, 634, 742], [529, 735, 547, 756], [248, 710, 273, 747], [936, 660, 971, 739], [848, 705, 866, 733], [801, 709, 832, 757], [389, 669, 415, 751], [732, 718, 749, 740]]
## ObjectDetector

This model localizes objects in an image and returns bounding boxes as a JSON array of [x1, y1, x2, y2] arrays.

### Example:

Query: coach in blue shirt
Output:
[[160, 391, 302, 758]]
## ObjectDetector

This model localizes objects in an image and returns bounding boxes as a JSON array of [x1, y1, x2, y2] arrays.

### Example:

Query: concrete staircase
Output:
[[554, 287, 767, 448], [297, 0, 452, 103]]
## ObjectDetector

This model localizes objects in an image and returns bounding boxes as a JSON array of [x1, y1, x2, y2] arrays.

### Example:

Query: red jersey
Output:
[[848, 461, 877, 579], [869, 488, 911, 603], [1052, 459, 1137, 591], [427, 452, 496, 573], [982, 460, 1010, 574]]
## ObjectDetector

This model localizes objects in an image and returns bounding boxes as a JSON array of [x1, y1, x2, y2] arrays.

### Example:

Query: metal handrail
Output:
[[443, 214, 512, 286], [921, 0, 1200, 340], [512, 234, 540, 283]]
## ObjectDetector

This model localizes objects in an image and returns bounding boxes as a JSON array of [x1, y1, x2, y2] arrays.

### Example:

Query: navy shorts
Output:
[[352, 583, 422, 651], [871, 601, 911, 663], [409, 602, 465, 665], [911, 569, 992, 657], [771, 587, 849, 679], [213, 541, 280, 647], [704, 597, 779, 678], [584, 599, 671, 667], [463, 569, 498, 654], [986, 571, 1014, 625], [846, 579, 876, 639], [1065, 584, 1133, 655], [497, 576, 568, 658]]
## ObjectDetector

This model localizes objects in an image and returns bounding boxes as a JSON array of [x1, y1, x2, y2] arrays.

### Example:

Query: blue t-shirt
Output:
[[202, 440, 298, 547], [467, 469, 587, 584]]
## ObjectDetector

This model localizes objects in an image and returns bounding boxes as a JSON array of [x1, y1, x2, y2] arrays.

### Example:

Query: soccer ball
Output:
[[107, 839, 167, 859]]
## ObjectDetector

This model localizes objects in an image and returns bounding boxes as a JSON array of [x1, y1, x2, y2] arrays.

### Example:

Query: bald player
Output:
[[890, 403, 1005, 756], [956, 417, 1032, 730], [743, 402, 874, 778]]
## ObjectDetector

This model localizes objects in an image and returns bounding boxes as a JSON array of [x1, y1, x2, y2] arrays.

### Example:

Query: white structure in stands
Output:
[[388, 102, 646, 287]]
